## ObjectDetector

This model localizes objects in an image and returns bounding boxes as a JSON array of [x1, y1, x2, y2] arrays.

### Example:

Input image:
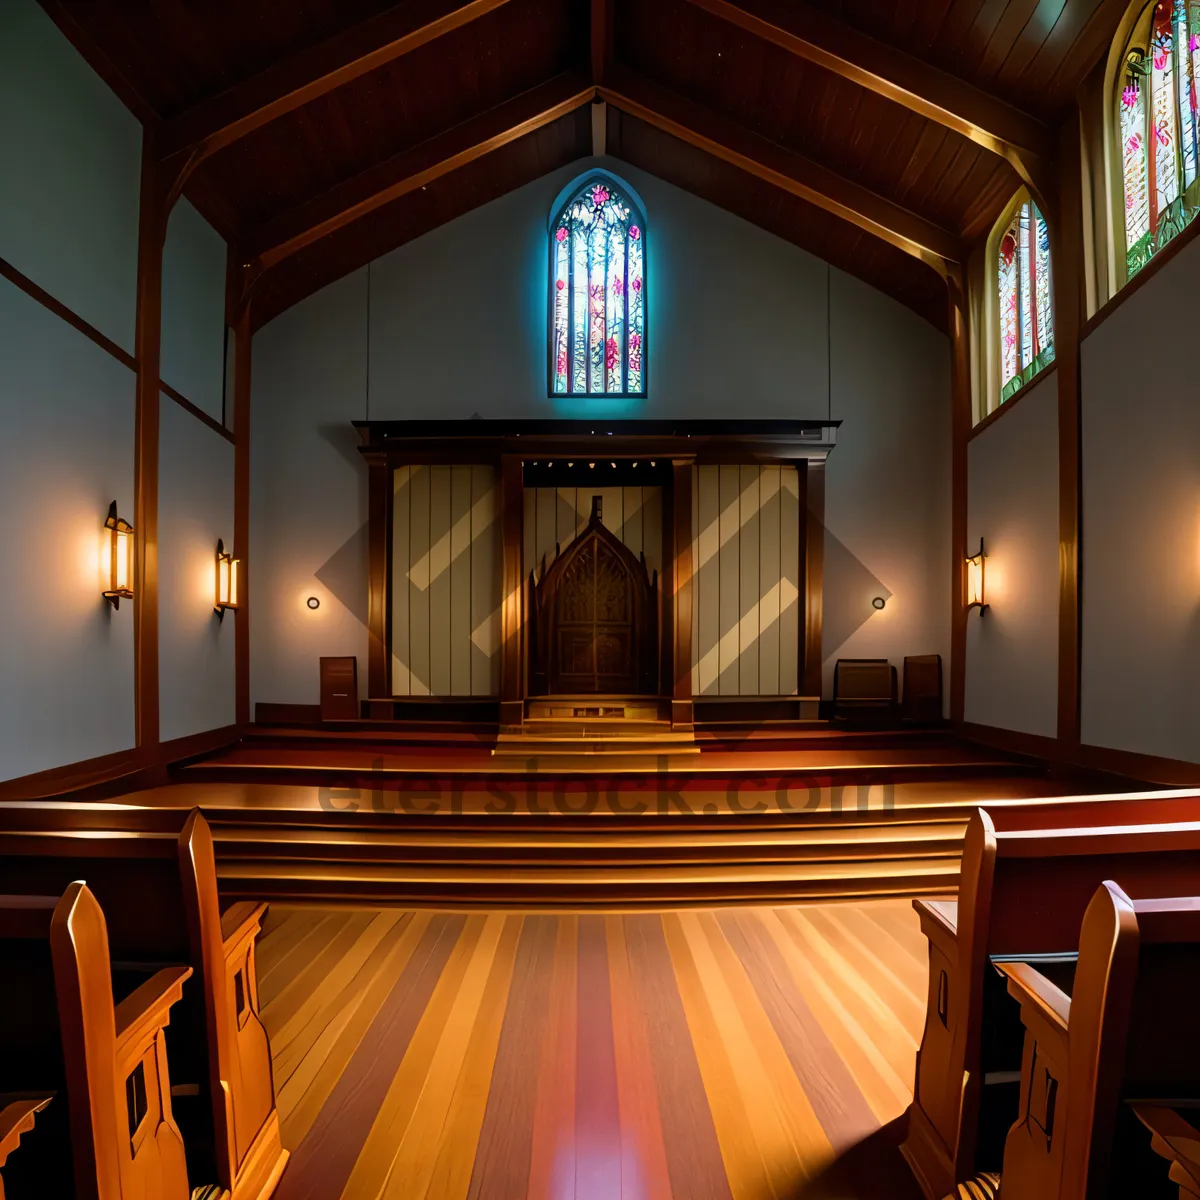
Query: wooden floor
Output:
[[257, 900, 928, 1200]]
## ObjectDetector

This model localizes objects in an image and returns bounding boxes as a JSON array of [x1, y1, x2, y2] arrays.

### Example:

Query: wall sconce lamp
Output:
[[965, 538, 988, 613], [103, 501, 134, 609], [215, 539, 239, 617], [872, 596, 887, 610]]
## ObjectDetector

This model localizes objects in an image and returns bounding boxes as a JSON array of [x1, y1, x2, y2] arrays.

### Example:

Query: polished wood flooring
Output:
[[257, 900, 928, 1200]]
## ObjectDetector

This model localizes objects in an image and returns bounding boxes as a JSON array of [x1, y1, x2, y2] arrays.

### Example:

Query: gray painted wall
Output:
[[0, 0, 141, 353], [1081, 232, 1200, 761], [965, 372, 1059, 736], [252, 163, 952, 705], [0, 278, 136, 779], [158, 396, 236, 742], [161, 199, 228, 424]]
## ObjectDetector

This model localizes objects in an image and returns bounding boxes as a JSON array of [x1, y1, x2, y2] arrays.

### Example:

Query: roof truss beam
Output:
[[600, 68, 962, 275], [158, 0, 513, 163], [684, 0, 1054, 184], [241, 72, 595, 277]]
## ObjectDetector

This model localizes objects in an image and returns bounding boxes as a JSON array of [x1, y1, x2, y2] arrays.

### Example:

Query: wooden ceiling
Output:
[[44, 0, 1130, 331]]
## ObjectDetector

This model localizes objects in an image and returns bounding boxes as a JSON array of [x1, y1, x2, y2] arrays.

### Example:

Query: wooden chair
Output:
[[0, 807, 286, 1200], [0, 883, 191, 1200], [995, 882, 1200, 1199], [903, 797, 1200, 1199], [1132, 1106, 1200, 1198], [902, 654, 943, 723], [0, 1097, 51, 1200]]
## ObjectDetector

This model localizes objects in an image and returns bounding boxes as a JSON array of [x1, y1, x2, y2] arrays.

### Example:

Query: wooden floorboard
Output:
[[258, 900, 928, 1199]]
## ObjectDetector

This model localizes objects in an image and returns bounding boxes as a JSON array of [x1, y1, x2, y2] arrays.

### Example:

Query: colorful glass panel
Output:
[[1118, 1, 1200, 281], [550, 178, 646, 395], [997, 196, 1054, 403]]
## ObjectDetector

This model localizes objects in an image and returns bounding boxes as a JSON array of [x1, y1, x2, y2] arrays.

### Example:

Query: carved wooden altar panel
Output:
[[531, 497, 658, 695]]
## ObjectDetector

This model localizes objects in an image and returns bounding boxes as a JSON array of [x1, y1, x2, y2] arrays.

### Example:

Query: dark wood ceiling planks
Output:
[[44, 0, 1127, 330]]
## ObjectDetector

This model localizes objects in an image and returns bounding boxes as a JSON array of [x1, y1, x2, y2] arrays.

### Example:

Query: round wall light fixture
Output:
[[306, 596, 321, 610], [872, 596, 887, 610]]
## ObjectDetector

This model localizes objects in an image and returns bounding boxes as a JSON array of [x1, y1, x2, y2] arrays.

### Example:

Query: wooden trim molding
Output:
[[683, 0, 1053, 184], [967, 361, 1058, 443], [159, 379, 235, 444], [0, 725, 243, 803], [0, 253, 137, 372], [802, 459, 825, 697], [600, 67, 962, 276]]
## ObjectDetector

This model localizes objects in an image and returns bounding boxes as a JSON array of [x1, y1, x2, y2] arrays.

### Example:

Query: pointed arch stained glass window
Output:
[[1117, 0, 1200, 281], [997, 196, 1054, 403], [550, 177, 646, 396]]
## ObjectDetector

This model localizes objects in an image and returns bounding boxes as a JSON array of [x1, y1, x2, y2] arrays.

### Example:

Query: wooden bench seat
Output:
[[995, 882, 1200, 1199], [903, 793, 1200, 1199], [0, 884, 190, 1200], [0, 807, 286, 1200]]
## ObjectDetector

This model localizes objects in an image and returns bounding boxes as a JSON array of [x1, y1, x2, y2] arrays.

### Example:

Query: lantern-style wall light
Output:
[[965, 538, 988, 613], [103, 501, 134, 609], [215, 540, 239, 617]]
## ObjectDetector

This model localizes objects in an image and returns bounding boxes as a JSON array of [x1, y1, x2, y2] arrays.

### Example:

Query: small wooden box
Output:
[[319, 656, 359, 721]]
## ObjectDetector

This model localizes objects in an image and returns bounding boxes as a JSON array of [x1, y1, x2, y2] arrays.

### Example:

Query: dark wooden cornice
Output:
[[157, 0, 514, 163], [591, 0, 614, 84], [600, 68, 963, 275], [684, 0, 1054, 186], [241, 73, 594, 278]]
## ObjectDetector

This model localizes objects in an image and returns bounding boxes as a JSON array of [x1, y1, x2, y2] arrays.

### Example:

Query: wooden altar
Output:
[[355, 419, 838, 732]]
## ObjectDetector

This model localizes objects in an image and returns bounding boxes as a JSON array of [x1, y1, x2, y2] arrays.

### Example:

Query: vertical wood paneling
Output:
[[391, 466, 411, 696], [429, 466, 452, 696], [408, 466, 431, 696], [535, 486, 557, 580], [780, 467, 801, 696], [522, 488, 537, 589], [696, 465, 721, 696], [642, 485, 663, 581], [556, 486, 581, 550], [450, 465, 472, 696], [471, 466, 499, 697], [692, 467, 700, 695], [623, 487, 644, 563], [759, 467, 781, 697], [595, 485, 624, 540], [718, 465, 741, 695], [739, 466, 760, 696]]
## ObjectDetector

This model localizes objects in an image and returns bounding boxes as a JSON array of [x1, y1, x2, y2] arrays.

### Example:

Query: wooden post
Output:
[[1053, 118, 1084, 748], [365, 451, 390, 702], [948, 271, 971, 723], [231, 302, 252, 728], [499, 454, 525, 728], [802, 458, 826, 697], [671, 460, 694, 730], [132, 146, 173, 753]]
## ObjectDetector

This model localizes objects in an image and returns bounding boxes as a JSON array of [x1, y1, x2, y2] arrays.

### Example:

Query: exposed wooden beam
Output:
[[600, 69, 961, 274], [591, 0, 613, 85], [243, 74, 594, 275], [158, 0, 513, 163], [684, 0, 1054, 185]]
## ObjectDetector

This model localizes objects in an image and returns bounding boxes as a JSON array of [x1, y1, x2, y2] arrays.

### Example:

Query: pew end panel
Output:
[[0, 1095, 52, 1200], [1133, 1106, 1200, 1199], [181, 814, 286, 1200]]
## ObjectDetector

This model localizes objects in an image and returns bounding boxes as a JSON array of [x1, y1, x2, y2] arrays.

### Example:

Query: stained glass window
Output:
[[550, 176, 646, 395], [1117, 0, 1200, 281], [996, 195, 1055, 403]]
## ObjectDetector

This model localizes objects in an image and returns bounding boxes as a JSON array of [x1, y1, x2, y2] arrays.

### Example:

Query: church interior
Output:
[[4, 1, 1200, 1197]]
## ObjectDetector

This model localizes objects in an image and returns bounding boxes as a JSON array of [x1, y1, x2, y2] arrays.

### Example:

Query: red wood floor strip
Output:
[[575, 915, 622, 1199], [715, 909, 879, 1152], [623, 914, 734, 1200], [273, 912, 467, 1200], [465, 914, 560, 1200]]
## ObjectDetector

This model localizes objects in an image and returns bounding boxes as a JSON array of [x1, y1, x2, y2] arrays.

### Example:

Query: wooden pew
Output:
[[902, 795, 1200, 1199], [1132, 1106, 1200, 1199], [0, 807, 286, 1200], [996, 882, 1200, 1199], [0, 883, 190, 1200], [0, 1097, 51, 1200]]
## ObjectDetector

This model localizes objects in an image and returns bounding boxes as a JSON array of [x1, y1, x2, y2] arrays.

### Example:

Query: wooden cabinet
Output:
[[319, 656, 359, 721]]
